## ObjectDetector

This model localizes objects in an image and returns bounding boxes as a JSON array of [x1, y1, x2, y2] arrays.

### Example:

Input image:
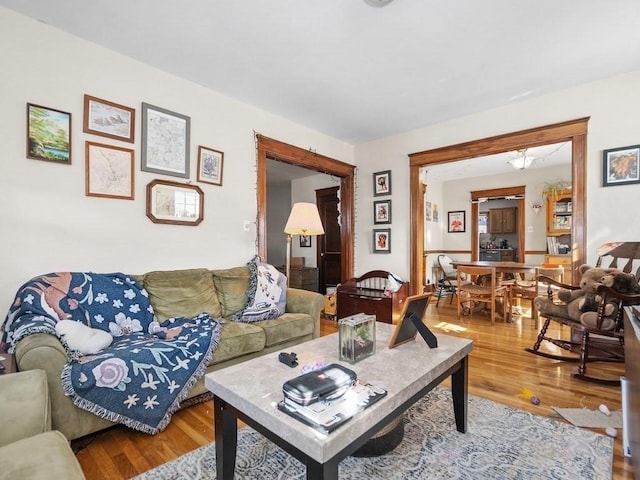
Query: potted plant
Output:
[[542, 179, 571, 202]]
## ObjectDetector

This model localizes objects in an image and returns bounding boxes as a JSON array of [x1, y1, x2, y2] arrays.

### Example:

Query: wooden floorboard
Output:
[[74, 301, 636, 479]]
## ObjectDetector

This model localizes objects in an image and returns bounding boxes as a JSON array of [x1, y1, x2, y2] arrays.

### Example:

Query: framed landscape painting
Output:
[[27, 103, 72, 164]]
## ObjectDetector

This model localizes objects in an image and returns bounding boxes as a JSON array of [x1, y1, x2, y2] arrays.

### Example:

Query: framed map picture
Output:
[[141, 103, 190, 178], [85, 141, 134, 200]]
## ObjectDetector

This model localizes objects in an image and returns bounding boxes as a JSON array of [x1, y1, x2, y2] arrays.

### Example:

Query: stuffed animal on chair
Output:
[[533, 264, 617, 323], [580, 271, 640, 330]]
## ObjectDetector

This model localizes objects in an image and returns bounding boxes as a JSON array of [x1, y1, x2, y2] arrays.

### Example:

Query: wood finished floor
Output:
[[74, 300, 635, 479]]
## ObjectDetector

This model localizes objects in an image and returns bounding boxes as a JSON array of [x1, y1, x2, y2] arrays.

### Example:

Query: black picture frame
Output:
[[26, 103, 72, 164], [447, 211, 466, 233], [373, 199, 391, 224], [373, 228, 391, 253], [373, 170, 392, 196], [388, 293, 437, 349], [299, 235, 311, 247], [602, 144, 640, 187]]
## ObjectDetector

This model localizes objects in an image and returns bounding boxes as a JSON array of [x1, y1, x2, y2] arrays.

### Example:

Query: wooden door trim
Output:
[[256, 135, 355, 283], [409, 117, 589, 295]]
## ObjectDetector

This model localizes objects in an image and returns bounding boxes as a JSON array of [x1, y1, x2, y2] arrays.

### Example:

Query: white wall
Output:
[[266, 183, 291, 267], [355, 71, 640, 280], [0, 8, 353, 310]]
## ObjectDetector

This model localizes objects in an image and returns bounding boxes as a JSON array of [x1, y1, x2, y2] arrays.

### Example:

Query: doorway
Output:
[[471, 186, 526, 261], [256, 135, 356, 283], [408, 118, 589, 294], [316, 186, 341, 292]]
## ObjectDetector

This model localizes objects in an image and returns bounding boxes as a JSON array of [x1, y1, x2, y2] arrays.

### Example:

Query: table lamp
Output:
[[284, 202, 325, 285]]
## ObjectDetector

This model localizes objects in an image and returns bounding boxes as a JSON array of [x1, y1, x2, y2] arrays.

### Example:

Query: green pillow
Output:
[[142, 268, 222, 322], [212, 266, 251, 318]]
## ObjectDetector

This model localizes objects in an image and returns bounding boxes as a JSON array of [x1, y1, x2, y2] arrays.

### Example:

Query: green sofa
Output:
[[11, 266, 324, 441], [0, 369, 85, 479]]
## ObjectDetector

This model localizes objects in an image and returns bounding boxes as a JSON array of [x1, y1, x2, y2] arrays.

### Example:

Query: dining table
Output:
[[450, 260, 540, 322]]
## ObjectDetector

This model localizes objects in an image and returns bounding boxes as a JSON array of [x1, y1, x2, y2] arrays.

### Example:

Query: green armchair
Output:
[[0, 369, 85, 480]]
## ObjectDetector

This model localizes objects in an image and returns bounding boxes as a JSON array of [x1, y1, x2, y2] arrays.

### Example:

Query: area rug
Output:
[[134, 387, 612, 480], [552, 407, 623, 429]]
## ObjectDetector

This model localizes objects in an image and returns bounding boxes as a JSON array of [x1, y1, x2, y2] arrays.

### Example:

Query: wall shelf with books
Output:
[[545, 188, 572, 284]]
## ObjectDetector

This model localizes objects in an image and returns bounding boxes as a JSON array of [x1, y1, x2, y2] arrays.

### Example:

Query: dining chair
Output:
[[456, 265, 509, 325], [435, 255, 471, 307], [507, 265, 564, 320]]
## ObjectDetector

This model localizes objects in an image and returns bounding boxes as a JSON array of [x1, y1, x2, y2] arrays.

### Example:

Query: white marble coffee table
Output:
[[205, 322, 473, 480]]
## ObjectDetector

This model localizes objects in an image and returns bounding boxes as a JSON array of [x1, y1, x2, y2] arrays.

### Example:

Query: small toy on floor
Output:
[[519, 387, 541, 405]]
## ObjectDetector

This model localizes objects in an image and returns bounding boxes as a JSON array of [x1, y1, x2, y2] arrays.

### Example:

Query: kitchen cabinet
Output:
[[489, 207, 516, 234], [480, 249, 517, 262]]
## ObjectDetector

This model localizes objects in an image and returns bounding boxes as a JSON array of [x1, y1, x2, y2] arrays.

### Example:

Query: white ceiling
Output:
[[3, 0, 640, 145]]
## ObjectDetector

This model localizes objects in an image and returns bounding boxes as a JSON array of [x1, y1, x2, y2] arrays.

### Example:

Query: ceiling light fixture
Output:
[[363, 0, 394, 7], [508, 149, 535, 170]]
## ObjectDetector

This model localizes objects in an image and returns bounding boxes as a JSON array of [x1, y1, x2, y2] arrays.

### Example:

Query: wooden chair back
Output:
[[456, 265, 508, 325]]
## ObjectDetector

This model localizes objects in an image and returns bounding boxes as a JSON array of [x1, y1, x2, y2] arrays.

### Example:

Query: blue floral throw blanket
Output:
[[1, 272, 221, 434]]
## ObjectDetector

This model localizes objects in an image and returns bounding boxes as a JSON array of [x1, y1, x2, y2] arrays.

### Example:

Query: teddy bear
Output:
[[533, 264, 617, 324], [580, 271, 640, 330]]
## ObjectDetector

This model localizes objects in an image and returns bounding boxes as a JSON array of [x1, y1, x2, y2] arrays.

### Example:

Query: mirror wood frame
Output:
[[256, 135, 355, 283], [408, 117, 589, 295]]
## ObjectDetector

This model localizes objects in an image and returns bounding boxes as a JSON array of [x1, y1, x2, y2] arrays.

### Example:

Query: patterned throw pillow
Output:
[[234, 260, 287, 323]]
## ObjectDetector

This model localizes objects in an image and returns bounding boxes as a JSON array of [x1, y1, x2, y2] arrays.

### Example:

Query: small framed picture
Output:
[[425, 201, 432, 222], [141, 103, 190, 178], [602, 144, 640, 187], [83, 94, 135, 143], [448, 211, 466, 233], [373, 199, 391, 224], [373, 170, 391, 196], [197, 145, 224, 186], [373, 228, 391, 253], [26, 103, 72, 164], [85, 141, 134, 200], [299, 235, 311, 247]]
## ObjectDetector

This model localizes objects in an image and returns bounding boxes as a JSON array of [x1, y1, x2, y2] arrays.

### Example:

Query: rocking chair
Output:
[[525, 242, 640, 385]]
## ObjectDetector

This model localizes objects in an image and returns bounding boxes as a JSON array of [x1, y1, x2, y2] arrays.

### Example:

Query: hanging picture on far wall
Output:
[[373, 228, 391, 253], [373, 170, 392, 196], [425, 201, 432, 222], [433, 203, 439, 222], [374, 199, 391, 224], [447, 211, 465, 233], [299, 235, 311, 247], [602, 144, 640, 187]]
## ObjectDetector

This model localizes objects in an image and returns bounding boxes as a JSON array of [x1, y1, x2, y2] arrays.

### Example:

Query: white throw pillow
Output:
[[55, 320, 113, 354]]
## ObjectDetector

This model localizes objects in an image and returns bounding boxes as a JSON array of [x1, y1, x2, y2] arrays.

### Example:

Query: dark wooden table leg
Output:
[[306, 458, 339, 480], [214, 395, 238, 480], [450, 355, 468, 433]]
